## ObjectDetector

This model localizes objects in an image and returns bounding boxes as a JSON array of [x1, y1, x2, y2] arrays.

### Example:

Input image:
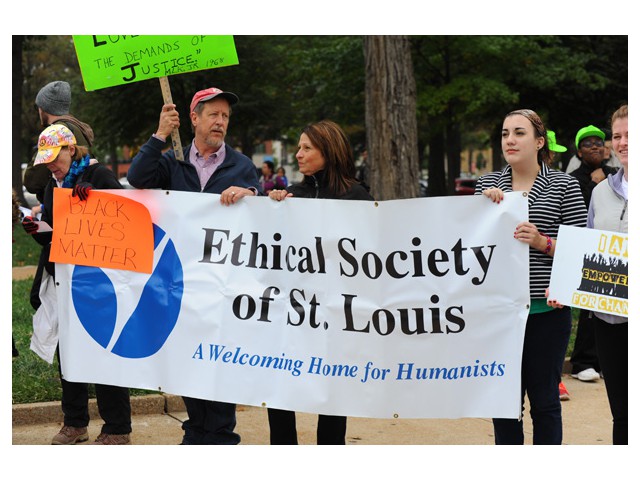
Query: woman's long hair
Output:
[[504, 109, 551, 166], [70, 145, 90, 162], [302, 120, 358, 196]]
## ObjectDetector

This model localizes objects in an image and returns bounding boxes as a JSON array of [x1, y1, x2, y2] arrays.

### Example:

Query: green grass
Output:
[[12, 224, 42, 267], [12, 277, 157, 404], [11, 230, 156, 404], [569, 308, 579, 356], [12, 279, 63, 403]]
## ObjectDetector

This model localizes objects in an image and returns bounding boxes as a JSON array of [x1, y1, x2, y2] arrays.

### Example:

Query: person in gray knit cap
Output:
[[23, 81, 97, 362], [36, 80, 71, 115], [24, 81, 94, 204]]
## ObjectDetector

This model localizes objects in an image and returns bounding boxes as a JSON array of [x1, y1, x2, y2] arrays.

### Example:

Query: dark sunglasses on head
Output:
[[580, 139, 604, 148]]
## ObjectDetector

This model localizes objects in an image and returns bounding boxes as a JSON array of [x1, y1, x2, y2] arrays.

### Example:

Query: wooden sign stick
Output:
[[159, 76, 184, 162]]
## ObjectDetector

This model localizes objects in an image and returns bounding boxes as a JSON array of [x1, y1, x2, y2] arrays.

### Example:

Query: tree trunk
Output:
[[491, 131, 503, 172], [109, 142, 119, 176], [239, 129, 256, 161], [445, 118, 461, 193], [427, 132, 447, 197], [12, 35, 26, 205], [364, 36, 419, 200]]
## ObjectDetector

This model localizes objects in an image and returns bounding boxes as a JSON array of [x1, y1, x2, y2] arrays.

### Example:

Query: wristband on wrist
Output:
[[541, 233, 552, 254]]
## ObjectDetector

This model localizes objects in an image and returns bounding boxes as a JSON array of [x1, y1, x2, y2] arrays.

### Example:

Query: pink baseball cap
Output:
[[190, 87, 239, 113]]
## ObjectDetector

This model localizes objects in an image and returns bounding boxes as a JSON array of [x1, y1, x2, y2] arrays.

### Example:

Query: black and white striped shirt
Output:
[[475, 163, 587, 299]]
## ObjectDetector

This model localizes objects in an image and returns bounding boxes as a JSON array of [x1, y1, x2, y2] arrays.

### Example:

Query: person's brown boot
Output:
[[51, 425, 89, 445], [90, 433, 131, 445]]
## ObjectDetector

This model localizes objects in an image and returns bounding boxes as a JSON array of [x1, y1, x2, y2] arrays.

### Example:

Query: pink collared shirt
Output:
[[190, 143, 226, 191]]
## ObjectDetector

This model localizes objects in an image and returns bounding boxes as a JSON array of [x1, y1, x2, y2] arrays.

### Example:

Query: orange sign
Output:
[[50, 189, 153, 273]]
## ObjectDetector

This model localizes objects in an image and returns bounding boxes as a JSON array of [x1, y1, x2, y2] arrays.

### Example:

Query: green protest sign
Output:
[[73, 35, 238, 91]]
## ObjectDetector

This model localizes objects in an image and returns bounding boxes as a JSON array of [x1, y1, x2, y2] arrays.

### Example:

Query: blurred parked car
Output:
[[22, 186, 39, 208], [455, 177, 477, 195], [20, 163, 40, 208], [118, 176, 134, 189]]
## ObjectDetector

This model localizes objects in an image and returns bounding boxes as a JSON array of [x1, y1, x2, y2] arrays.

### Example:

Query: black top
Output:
[[570, 161, 618, 208], [287, 170, 374, 201]]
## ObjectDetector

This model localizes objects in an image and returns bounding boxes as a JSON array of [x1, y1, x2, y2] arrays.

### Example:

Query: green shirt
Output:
[[529, 298, 554, 315]]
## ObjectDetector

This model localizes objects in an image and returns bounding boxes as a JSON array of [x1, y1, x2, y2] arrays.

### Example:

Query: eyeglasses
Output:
[[580, 139, 604, 148]]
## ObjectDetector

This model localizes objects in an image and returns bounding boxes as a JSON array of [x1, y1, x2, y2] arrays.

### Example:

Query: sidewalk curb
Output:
[[12, 393, 186, 427], [13, 358, 572, 427]]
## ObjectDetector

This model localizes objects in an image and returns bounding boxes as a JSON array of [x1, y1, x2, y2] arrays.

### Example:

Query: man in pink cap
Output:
[[127, 87, 261, 445], [129, 86, 259, 200]]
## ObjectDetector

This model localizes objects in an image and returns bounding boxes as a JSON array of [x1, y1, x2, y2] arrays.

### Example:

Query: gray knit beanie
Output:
[[35, 81, 71, 115]]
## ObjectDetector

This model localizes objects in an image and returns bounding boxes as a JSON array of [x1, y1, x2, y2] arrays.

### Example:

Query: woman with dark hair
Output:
[[267, 120, 373, 444], [260, 160, 276, 194], [274, 166, 288, 190], [475, 109, 587, 444], [270, 120, 372, 201]]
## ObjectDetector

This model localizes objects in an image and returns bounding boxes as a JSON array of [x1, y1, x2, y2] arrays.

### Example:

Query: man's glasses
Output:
[[580, 139, 604, 148]]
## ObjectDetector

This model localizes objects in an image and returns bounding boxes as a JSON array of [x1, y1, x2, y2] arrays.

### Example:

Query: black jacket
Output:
[[127, 135, 261, 194], [287, 170, 374, 201], [570, 161, 618, 208]]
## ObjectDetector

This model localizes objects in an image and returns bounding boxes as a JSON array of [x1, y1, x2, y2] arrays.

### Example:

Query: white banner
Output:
[[549, 225, 628, 316], [56, 190, 529, 419]]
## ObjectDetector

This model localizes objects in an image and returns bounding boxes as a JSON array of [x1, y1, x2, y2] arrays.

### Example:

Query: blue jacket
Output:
[[127, 135, 261, 194]]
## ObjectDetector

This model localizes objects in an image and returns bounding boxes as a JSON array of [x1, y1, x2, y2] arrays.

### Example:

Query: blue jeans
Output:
[[493, 307, 571, 444]]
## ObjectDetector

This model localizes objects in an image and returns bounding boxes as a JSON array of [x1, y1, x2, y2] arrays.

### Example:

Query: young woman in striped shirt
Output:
[[475, 109, 587, 444]]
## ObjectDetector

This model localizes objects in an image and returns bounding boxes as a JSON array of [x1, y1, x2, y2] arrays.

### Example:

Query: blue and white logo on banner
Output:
[[71, 224, 184, 358]]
